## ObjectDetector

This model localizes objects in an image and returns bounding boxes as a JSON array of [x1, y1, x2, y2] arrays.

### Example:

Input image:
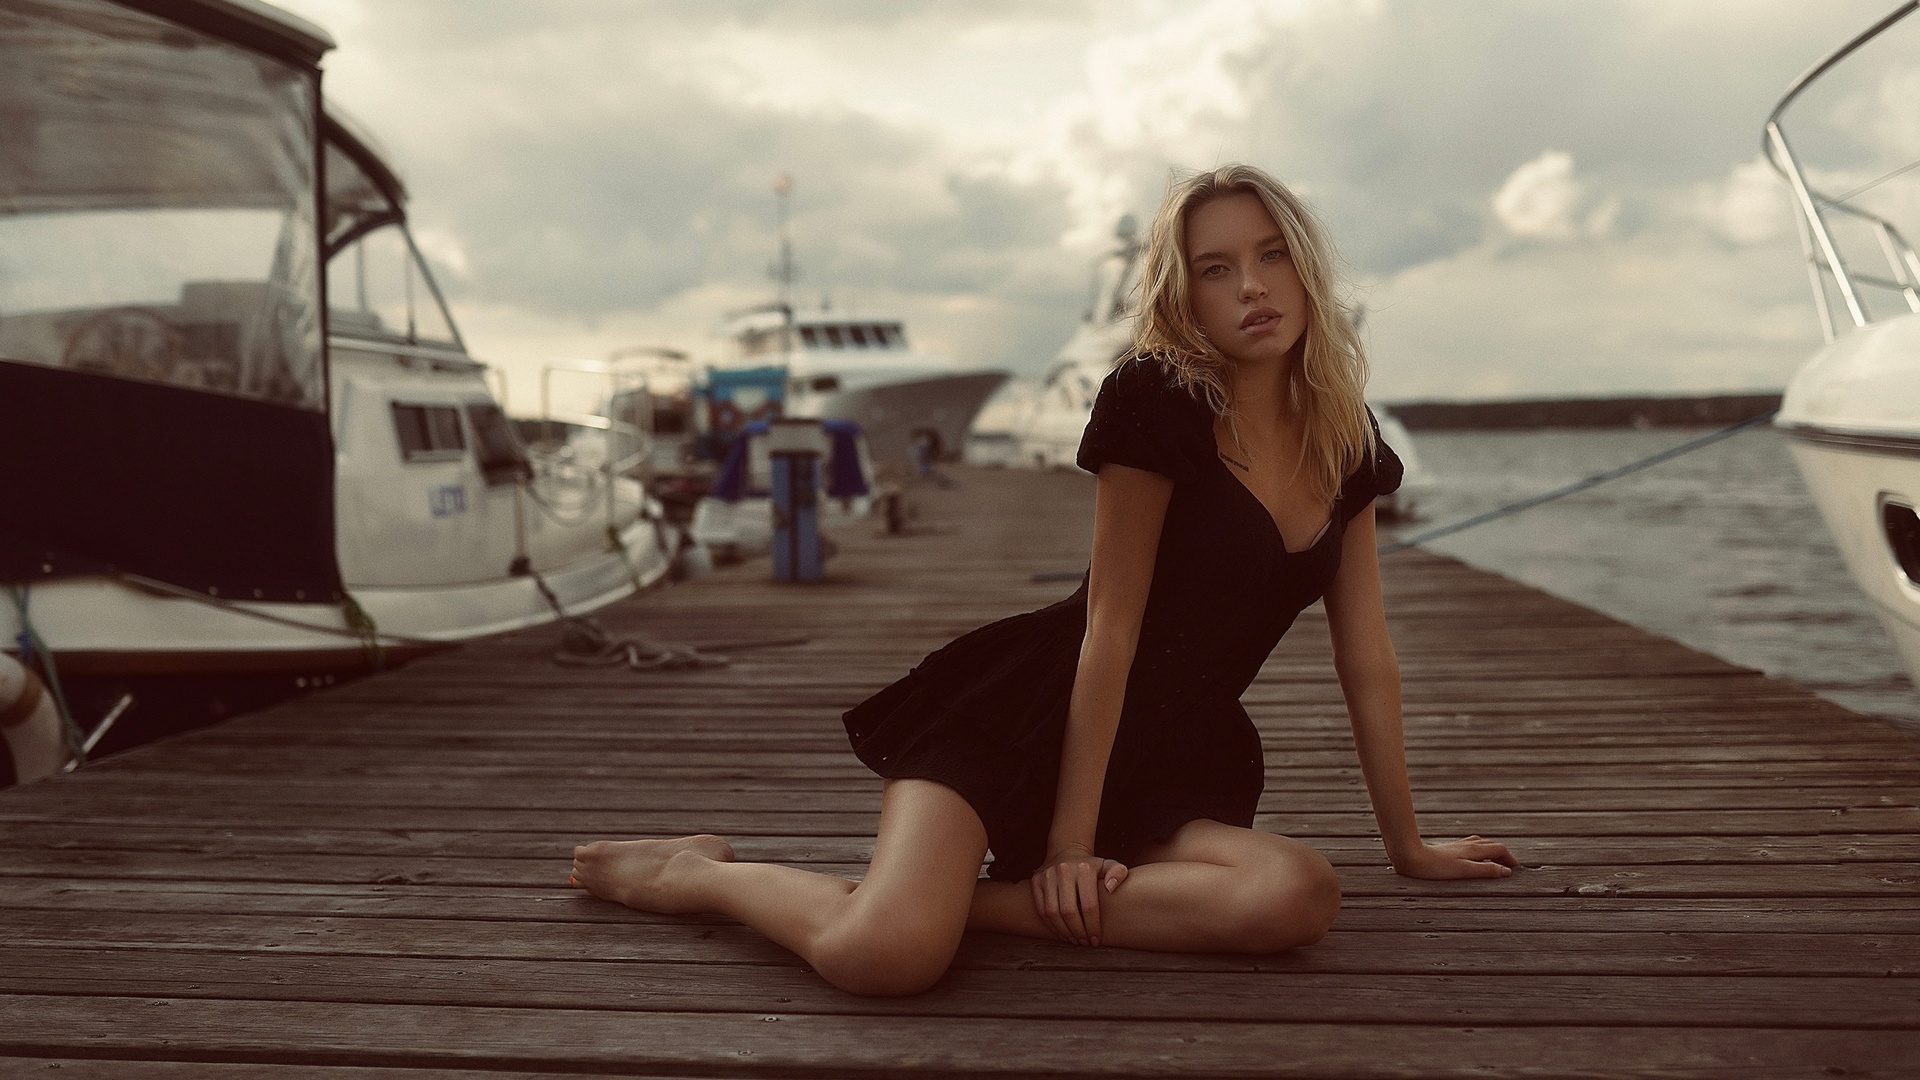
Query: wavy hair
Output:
[[1130, 163, 1373, 505]]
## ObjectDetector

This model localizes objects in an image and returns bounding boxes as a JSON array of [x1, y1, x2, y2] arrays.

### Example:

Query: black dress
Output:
[[842, 357, 1403, 881]]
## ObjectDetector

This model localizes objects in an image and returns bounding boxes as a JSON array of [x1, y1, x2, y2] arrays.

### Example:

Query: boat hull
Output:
[[794, 371, 1008, 468], [1778, 311, 1920, 696], [1782, 434, 1920, 686], [0, 513, 674, 679]]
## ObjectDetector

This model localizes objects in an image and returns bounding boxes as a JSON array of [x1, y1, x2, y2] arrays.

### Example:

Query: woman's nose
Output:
[[1239, 269, 1267, 301]]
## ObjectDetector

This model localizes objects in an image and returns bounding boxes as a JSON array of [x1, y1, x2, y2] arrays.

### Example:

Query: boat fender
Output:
[[0, 653, 70, 784]]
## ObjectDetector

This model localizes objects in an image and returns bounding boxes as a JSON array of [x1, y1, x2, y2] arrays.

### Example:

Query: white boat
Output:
[[1019, 216, 1147, 470], [1766, 3, 1920, 694], [720, 306, 1008, 471], [1017, 216, 1433, 518], [0, 0, 672, 707], [706, 179, 1007, 471]]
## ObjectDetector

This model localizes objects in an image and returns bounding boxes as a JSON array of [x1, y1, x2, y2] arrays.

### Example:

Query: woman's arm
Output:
[[1323, 504, 1518, 879], [1033, 462, 1172, 945]]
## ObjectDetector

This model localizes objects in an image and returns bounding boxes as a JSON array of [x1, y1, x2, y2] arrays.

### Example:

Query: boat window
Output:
[[0, 0, 325, 409], [800, 326, 820, 347], [324, 139, 399, 256], [327, 224, 460, 347], [868, 325, 890, 348], [811, 375, 840, 392], [392, 402, 466, 461], [849, 325, 868, 347], [465, 401, 531, 485], [1887, 501, 1920, 585], [824, 326, 845, 347]]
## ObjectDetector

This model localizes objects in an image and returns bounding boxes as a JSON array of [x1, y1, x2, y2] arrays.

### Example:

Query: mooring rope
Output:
[[1374, 410, 1778, 556], [6, 584, 89, 766]]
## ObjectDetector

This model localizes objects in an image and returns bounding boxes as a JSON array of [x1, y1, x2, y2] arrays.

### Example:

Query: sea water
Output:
[[1394, 426, 1919, 731]]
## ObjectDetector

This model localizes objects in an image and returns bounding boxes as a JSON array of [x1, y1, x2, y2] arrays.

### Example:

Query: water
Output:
[[1397, 427, 1918, 730]]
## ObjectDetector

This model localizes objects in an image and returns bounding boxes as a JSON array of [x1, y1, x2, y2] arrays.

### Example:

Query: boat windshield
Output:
[[327, 223, 459, 347], [0, 0, 325, 409]]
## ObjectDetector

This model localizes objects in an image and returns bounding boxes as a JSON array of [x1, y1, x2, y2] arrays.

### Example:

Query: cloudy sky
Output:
[[277, 0, 1920, 407]]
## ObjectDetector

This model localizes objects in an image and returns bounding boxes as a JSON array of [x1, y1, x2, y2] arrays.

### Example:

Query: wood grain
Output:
[[2, 464, 1916, 1078]]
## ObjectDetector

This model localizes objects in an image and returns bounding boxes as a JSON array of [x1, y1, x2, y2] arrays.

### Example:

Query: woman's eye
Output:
[[1263, 248, 1287, 262], [1201, 264, 1226, 277]]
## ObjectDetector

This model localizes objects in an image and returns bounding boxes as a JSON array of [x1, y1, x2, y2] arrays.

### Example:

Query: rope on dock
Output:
[[523, 563, 807, 672], [1375, 410, 1778, 556]]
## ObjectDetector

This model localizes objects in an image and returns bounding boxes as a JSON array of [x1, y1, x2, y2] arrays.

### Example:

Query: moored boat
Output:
[[1766, 2, 1920, 693], [0, 0, 674, 753]]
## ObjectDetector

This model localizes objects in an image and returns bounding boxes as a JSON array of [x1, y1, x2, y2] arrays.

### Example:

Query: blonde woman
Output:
[[570, 163, 1518, 996]]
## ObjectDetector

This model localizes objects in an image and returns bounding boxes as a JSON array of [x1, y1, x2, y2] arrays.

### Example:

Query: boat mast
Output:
[[772, 173, 795, 362]]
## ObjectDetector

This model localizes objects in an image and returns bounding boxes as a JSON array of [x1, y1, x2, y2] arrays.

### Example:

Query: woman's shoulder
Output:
[[1077, 355, 1214, 481], [1099, 355, 1210, 416]]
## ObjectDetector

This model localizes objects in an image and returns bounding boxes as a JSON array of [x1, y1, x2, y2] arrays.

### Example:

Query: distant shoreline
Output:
[[1381, 392, 1782, 431]]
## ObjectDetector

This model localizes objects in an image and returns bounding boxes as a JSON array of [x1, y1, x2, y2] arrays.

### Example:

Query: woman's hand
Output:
[[1392, 835, 1520, 880], [1029, 843, 1129, 946]]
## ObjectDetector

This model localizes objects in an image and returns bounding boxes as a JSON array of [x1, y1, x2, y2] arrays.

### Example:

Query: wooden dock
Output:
[[3, 465, 1917, 1077]]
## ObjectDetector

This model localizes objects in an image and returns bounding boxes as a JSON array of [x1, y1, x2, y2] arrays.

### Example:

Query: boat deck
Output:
[[3, 465, 1917, 1077]]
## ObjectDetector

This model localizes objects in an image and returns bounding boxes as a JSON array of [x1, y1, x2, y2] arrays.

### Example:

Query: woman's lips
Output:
[[1241, 307, 1281, 332]]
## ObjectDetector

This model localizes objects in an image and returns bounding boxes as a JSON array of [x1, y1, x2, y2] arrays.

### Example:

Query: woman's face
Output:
[[1184, 191, 1309, 370]]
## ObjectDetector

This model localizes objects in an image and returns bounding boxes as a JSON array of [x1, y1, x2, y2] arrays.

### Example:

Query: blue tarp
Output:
[[710, 419, 872, 503]]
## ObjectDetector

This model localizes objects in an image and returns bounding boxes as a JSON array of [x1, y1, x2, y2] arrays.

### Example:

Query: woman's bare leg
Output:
[[571, 778, 989, 996], [967, 818, 1339, 953]]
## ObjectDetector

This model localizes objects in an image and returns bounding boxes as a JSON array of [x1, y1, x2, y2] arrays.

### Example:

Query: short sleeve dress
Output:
[[842, 357, 1403, 881]]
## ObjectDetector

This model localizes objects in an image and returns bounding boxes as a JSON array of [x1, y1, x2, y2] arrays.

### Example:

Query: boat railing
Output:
[[531, 359, 660, 528], [1764, 1, 1920, 342]]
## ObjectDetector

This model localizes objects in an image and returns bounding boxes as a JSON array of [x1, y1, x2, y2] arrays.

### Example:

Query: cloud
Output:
[[1493, 151, 1584, 239], [267, 0, 1907, 408], [1702, 155, 1790, 245]]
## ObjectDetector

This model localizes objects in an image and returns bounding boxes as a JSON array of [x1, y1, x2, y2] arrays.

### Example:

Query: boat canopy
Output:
[[0, 0, 327, 409], [0, 0, 342, 603]]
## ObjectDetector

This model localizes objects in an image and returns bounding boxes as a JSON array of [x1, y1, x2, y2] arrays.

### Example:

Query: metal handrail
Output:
[[537, 357, 671, 528], [1763, 2, 1920, 339]]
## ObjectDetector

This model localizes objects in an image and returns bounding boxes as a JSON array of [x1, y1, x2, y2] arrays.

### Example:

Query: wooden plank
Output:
[[2, 995, 1915, 1077], [6, 822, 1915, 867], [3, 947, 1916, 1029], [5, 878, 1915, 934], [7, 911, 1917, 976]]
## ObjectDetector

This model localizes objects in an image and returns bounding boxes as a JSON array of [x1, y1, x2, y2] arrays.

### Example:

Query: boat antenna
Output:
[[772, 173, 796, 362]]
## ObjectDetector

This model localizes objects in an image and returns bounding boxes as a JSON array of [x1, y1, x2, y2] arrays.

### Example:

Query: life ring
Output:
[[1, 653, 70, 785]]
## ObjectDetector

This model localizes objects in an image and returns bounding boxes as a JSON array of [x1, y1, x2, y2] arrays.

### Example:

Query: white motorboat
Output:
[[1019, 216, 1147, 470], [719, 307, 1007, 472], [1017, 216, 1432, 518], [1766, 2, 1920, 694], [0, 0, 673, 723], [707, 180, 1007, 471]]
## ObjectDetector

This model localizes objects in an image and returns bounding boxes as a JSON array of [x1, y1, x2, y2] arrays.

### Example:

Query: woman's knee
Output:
[[809, 909, 960, 997], [1233, 844, 1341, 952]]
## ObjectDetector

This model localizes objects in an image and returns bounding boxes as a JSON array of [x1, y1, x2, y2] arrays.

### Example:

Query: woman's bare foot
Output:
[[569, 834, 736, 913]]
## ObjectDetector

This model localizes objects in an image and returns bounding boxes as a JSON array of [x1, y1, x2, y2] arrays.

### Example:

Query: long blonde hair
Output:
[[1131, 163, 1373, 504]]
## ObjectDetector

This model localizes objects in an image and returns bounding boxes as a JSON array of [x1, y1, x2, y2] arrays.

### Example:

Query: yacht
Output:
[[1766, 2, 1920, 693], [717, 307, 1007, 472], [1019, 216, 1147, 470], [707, 179, 1007, 470], [0, 0, 674, 751], [1018, 216, 1432, 518]]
